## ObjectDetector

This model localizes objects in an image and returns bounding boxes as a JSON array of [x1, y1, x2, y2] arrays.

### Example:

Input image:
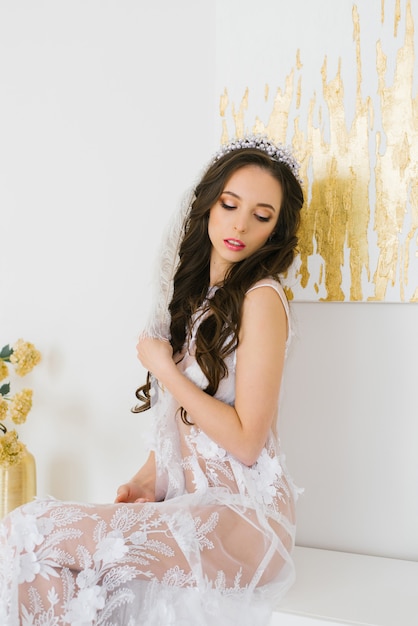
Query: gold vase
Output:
[[0, 450, 37, 519]]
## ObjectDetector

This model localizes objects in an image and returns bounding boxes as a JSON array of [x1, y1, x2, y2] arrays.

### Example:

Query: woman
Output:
[[0, 135, 304, 625]]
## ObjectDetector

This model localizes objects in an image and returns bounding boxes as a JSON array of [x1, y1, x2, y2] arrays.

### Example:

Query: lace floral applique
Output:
[[149, 389, 185, 498], [8, 503, 99, 584], [161, 565, 196, 587], [191, 428, 225, 460], [181, 453, 208, 492], [14, 503, 196, 626], [214, 567, 246, 594], [242, 444, 290, 516], [194, 512, 219, 550], [183, 428, 234, 490]]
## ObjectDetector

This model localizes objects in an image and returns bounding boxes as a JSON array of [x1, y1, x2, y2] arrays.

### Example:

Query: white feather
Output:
[[142, 188, 195, 340]]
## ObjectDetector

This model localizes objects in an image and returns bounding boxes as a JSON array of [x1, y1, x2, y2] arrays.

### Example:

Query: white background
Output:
[[1, 1, 417, 562]]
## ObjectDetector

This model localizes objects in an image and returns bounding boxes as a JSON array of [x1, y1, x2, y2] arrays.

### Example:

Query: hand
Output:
[[136, 335, 174, 381], [114, 452, 158, 504], [114, 479, 156, 504]]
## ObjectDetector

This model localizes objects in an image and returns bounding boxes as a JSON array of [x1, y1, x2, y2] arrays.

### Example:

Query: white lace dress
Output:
[[0, 278, 300, 626]]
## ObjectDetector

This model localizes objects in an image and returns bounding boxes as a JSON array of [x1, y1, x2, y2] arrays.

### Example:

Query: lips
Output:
[[224, 238, 246, 251]]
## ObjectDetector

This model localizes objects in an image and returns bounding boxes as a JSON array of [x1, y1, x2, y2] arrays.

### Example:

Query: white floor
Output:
[[270, 546, 418, 626]]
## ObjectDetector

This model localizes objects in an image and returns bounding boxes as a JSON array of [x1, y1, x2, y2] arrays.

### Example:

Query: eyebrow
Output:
[[222, 190, 277, 212]]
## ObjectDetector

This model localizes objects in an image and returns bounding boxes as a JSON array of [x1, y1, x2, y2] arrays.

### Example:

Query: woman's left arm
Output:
[[137, 286, 287, 466]]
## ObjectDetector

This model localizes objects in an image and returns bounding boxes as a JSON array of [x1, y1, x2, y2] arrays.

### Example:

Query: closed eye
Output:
[[220, 201, 236, 210], [256, 215, 271, 222], [221, 200, 272, 222]]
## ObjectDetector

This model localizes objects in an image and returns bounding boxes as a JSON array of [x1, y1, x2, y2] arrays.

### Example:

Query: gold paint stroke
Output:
[[264, 84, 269, 101], [219, 0, 417, 301], [372, 0, 418, 301], [394, 0, 402, 37]]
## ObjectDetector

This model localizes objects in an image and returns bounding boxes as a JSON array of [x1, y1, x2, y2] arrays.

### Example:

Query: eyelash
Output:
[[255, 215, 271, 223], [220, 202, 271, 223]]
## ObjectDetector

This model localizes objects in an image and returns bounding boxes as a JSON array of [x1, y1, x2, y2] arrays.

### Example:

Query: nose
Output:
[[234, 214, 248, 234]]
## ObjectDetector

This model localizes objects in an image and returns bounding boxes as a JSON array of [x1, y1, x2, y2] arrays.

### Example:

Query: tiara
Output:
[[212, 134, 302, 183]]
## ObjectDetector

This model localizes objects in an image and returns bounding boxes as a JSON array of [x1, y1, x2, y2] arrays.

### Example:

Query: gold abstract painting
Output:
[[218, 0, 418, 302]]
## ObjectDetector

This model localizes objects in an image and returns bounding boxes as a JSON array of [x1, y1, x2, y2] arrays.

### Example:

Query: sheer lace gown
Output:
[[0, 279, 300, 625]]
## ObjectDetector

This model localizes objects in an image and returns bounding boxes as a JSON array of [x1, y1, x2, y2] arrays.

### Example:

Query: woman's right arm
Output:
[[114, 451, 157, 503], [136, 286, 286, 466]]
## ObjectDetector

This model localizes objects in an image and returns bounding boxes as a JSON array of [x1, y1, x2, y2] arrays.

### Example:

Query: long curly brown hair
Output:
[[133, 148, 303, 419]]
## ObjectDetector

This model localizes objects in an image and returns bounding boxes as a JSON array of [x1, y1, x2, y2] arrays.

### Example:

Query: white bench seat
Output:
[[270, 546, 418, 625]]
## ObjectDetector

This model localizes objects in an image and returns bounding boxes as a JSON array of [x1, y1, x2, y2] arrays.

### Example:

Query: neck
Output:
[[209, 254, 230, 287]]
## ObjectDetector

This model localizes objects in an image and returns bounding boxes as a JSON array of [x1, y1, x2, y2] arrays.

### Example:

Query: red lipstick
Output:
[[224, 238, 246, 251]]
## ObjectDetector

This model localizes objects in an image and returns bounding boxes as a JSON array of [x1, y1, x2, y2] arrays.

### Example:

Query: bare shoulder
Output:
[[245, 278, 288, 313], [240, 282, 288, 343], [243, 280, 288, 321]]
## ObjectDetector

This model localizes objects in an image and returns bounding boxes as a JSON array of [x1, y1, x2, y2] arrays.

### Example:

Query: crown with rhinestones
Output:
[[212, 134, 302, 183]]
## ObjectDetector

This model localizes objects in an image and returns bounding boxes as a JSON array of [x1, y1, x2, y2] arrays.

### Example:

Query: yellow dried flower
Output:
[[10, 339, 41, 377], [0, 398, 8, 421], [0, 429, 26, 467], [9, 389, 33, 425], [0, 361, 9, 382]]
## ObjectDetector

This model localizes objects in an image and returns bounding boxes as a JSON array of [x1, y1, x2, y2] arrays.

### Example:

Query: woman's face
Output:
[[208, 165, 282, 284]]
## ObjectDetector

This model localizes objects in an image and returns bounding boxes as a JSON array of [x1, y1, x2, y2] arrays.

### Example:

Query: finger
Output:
[[115, 486, 128, 503]]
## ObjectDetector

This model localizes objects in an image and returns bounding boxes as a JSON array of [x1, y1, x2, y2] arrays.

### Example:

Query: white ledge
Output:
[[271, 546, 418, 626]]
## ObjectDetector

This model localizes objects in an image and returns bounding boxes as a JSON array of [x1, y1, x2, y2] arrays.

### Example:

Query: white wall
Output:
[[1, 1, 417, 563], [280, 302, 418, 561], [0, 0, 218, 502]]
